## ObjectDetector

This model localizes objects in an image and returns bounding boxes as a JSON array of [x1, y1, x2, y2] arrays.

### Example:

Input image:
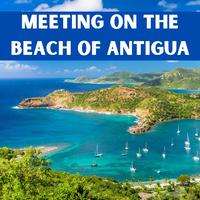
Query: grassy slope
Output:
[[144, 68, 200, 89]]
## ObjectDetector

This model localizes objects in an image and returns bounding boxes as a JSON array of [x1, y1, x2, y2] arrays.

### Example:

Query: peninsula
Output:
[[65, 68, 200, 89], [18, 86, 200, 134], [64, 71, 161, 84]]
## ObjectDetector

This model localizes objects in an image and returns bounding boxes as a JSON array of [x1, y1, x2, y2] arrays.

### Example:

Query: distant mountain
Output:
[[64, 71, 161, 85], [144, 68, 200, 89], [72, 76, 92, 83], [64, 68, 200, 89]]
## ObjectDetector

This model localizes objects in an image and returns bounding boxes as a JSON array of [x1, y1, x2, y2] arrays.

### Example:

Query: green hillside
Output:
[[0, 148, 200, 200], [64, 71, 161, 84], [19, 86, 200, 134], [144, 68, 200, 89], [65, 68, 200, 89], [0, 147, 139, 200]]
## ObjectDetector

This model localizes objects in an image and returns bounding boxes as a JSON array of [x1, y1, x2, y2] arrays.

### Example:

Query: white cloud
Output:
[[34, 0, 118, 12], [186, 0, 200, 6], [158, 0, 178, 11], [0, 61, 37, 71], [64, 66, 101, 74], [15, 0, 31, 4], [34, 3, 50, 11], [166, 60, 179, 63]]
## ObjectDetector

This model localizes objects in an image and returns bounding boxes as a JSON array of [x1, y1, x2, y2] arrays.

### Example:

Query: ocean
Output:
[[0, 79, 200, 181]]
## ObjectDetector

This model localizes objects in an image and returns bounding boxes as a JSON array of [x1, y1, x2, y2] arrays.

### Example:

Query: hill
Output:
[[144, 68, 200, 89], [1, 147, 200, 199], [64, 71, 161, 84], [18, 86, 200, 134], [0, 147, 139, 200], [65, 68, 200, 89]]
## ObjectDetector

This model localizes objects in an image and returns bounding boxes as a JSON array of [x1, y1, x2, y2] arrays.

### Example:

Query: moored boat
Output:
[[136, 148, 142, 158], [142, 143, 149, 153], [130, 161, 136, 173], [95, 144, 103, 158], [162, 146, 166, 159]]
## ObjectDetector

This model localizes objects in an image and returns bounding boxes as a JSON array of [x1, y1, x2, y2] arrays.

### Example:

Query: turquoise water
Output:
[[0, 79, 200, 181]]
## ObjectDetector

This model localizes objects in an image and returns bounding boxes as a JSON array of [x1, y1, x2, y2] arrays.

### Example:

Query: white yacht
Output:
[[171, 138, 174, 147], [162, 146, 166, 159], [125, 142, 128, 150], [142, 143, 149, 153], [185, 133, 190, 146], [177, 125, 181, 134], [136, 148, 142, 158], [184, 145, 191, 151], [91, 163, 98, 167], [193, 152, 200, 161], [195, 129, 199, 137], [156, 170, 161, 174], [95, 144, 103, 157], [130, 161, 136, 173]]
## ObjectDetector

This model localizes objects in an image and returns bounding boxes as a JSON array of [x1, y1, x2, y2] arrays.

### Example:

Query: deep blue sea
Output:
[[0, 79, 200, 182]]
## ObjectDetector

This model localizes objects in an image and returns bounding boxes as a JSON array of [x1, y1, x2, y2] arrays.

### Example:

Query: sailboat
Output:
[[155, 169, 161, 174], [162, 146, 166, 159], [195, 129, 199, 137], [136, 148, 142, 158], [91, 163, 98, 167], [95, 144, 103, 157], [177, 125, 181, 134], [184, 134, 191, 151], [193, 151, 200, 161], [185, 145, 191, 151], [121, 151, 128, 156], [142, 143, 149, 153], [171, 138, 174, 147], [130, 161, 136, 173], [121, 142, 128, 156], [125, 142, 128, 150], [185, 133, 190, 146]]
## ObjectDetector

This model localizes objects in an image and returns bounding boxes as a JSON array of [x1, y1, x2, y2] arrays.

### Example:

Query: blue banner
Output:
[[0, 12, 199, 60]]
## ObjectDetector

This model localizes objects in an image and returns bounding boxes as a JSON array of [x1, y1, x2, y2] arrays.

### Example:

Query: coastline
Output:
[[64, 80, 115, 85], [11, 143, 200, 184], [16, 85, 200, 134], [133, 175, 200, 190], [11, 106, 200, 183], [14, 145, 65, 156], [15, 104, 199, 134], [14, 105, 142, 133]]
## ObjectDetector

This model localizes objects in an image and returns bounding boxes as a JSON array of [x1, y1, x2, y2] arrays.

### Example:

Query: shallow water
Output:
[[0, 79, 200, 181]]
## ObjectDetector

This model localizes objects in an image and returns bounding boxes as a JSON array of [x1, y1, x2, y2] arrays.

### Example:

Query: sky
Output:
[[0, 60, 200, 78], [0, 0, 200, 12], [0, 0, 200, 78]]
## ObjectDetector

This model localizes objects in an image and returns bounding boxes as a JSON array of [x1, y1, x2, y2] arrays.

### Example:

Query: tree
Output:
[[177, 175, 191, 186]]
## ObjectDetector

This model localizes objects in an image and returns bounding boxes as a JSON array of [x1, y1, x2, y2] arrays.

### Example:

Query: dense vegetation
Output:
[[19, 86, 200, 133], [0, 147, 139, 200], [0, 147, 200, 199], [144, 68, 200, 89], [65, 68, 200, 89]]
